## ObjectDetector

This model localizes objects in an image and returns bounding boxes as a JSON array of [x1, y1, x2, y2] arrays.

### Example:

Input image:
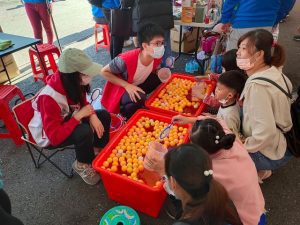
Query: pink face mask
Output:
[[236, 58, 255, 71]]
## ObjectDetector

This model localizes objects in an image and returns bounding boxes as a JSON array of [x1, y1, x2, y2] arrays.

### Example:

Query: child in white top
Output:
[[213, 70, 247, 134]]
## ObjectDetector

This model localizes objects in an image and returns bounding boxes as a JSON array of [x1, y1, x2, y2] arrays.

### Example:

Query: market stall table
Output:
[[0, 33, 45, 83], [174, 20, 216, 74]]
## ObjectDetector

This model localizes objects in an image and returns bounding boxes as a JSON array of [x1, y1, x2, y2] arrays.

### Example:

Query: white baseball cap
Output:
[[58, 48, 102, 77]]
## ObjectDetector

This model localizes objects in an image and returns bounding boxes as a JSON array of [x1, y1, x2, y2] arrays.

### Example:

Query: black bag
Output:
[[88, 0, 102, 8], [110, 7, 133, 37], [253, 76, 300, 157]]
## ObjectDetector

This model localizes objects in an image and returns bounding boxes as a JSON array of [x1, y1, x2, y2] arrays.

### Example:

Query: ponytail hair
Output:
[[238, 29, 286, 67], [204, 179, 242, 225], [271, 43, 286, 68], [190, 119, 236, 154]]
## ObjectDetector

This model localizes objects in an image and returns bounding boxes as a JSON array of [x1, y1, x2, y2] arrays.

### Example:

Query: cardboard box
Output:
[[0, 55, 20, 83], [0, 26, 20, 83], [171, 27, 198, 53]]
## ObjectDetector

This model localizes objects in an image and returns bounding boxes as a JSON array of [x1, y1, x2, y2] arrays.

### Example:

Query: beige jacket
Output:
[[240, 66, 292, 160]]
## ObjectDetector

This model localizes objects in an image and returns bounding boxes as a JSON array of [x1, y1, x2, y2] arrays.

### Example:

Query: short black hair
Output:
[[222, 49, 239, 71], [137, 23, 165, 49], [218, 70, 248, 95]]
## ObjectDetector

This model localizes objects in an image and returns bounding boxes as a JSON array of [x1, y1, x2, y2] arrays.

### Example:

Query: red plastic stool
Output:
[[29, 44, 61, 83], [0, 85, 26, 145], [95, 24, 110, 52]]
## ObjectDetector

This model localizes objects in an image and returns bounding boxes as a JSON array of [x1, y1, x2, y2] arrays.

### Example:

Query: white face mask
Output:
[[151, 45, 165, 59], [236, 58, 255, 71], [163, 179, 176, 197], [81, 75, 92, 85]]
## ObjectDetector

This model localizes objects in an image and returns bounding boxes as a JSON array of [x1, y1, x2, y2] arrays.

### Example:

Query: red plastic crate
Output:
[[93, 109, 191, 217], [145, 73, 216, 117]]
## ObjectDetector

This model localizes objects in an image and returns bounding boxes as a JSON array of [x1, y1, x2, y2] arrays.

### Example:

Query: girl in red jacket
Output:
[[101, 23, 166, 118], [30, 48, 111, 185]]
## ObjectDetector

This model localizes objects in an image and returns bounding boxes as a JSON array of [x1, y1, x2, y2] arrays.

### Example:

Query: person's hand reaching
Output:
[[124, 83, 145, 103]]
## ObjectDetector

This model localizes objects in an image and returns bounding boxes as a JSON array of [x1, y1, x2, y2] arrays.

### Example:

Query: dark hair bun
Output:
[[219, 134, 236, 150]]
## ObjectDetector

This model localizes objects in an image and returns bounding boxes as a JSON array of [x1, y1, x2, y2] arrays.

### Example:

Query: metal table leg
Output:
[[31, 44, 48, 78], [175, 25, 183, 61], [194, 27, 206, 75], [0, 57, 11, 84]]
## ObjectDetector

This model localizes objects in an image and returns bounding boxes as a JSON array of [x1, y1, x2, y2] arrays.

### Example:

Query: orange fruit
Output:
[[127, 167, 133, 174], [121, 165, 127, 172], [107, 157, 113, 163], [113, 157, 119, 162], [155, 181, 162, 187], [138, 179, 145, 184], [138, 165, 144, 172], [111, 165, 118, 172], [141, 149, 147, 155], [131, 172, 138, 178], [103, 161, 109, 168]]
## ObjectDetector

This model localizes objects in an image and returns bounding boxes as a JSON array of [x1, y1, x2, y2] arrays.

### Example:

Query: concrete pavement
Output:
[[0, 0, 300, 225]]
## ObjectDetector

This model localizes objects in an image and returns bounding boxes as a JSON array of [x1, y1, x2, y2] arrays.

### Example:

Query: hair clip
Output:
[[204, 170, 213, 176], [215, 135, 220, 144]]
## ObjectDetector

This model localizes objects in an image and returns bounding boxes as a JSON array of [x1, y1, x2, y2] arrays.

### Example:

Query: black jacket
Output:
[[131, 0, 174, 32]]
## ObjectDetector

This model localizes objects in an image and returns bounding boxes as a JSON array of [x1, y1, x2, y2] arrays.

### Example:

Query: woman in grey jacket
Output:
[[237, 29, 293, 182]]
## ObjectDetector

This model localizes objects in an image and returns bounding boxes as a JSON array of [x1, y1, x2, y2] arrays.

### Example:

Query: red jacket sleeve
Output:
[[38, 95, 80, 146]]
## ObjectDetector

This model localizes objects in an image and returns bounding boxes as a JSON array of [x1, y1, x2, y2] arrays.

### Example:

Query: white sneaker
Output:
[[72, 160, 100, 185], [123, 39, 133, 47]]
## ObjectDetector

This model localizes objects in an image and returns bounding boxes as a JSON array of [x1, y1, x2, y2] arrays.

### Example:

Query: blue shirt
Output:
[[102, 0, 120, 9], [221, 0, 281, 29], [92, 5, 105, 18], [23, 0, 47, 3], [275, 0, 296, 25]]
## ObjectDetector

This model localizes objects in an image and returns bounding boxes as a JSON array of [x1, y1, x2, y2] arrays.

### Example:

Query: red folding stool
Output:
[[95, 24, 110, 52], [0, 85, 25, 145], [29, 44, 61, 83]]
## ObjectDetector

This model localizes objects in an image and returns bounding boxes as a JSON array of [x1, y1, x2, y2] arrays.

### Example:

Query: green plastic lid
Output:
[[99, 206, 140, 225]]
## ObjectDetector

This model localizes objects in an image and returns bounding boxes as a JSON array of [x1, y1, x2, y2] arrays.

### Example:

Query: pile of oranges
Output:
[[150, 78, 206, 113], [101, 116, 188, 187]]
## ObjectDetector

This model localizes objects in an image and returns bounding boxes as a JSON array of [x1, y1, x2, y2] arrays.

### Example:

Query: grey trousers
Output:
[[226, 27, 273, 51]]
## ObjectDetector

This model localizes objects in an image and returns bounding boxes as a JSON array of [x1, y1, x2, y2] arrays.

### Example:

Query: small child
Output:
[[204, 49, 244, 113], [222, 49, 240, 72], [214, 70, 247, 134], [189, 117, 266, 225], [172, 115, 266, 225]]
